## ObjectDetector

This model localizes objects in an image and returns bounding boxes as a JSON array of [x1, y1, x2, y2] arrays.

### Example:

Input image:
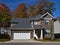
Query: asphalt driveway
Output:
[[2, 39, 41, 43], [0, 39, 60, 43], [0, 43, 60, 45]]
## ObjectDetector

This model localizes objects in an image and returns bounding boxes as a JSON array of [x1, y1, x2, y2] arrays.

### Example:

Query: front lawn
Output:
[[37, 38, 60, 42], [0, 39, 10, 42]]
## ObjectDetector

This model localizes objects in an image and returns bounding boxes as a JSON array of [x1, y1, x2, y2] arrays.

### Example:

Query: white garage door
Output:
[[13, 33, 30, 39]]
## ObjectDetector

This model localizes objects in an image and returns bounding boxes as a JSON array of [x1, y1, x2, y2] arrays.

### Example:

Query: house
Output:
[[54, 16, 60, 38], [9, 12, 55, 40]]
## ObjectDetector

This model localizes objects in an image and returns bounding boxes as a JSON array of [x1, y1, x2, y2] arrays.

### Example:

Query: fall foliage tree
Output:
[[0, 3, 11, 28], [13, 0, 55, 18], [14, 3, 28, 18], [28, 5, 36, 17]]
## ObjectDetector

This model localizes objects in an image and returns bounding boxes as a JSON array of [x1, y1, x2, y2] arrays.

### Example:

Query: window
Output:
[[31, 21, 40, 27], [45, 20, 49, 25], [45, 29, 51, 38], [45, 29, 50, 33], [34, 21, 38, 25], [11, 24, 16, 27], [34, 21, 40, 25], [11, 22, 19, 27]]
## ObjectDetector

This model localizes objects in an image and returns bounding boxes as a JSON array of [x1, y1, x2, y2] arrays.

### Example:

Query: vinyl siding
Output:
[[54, 21, 60, 33]]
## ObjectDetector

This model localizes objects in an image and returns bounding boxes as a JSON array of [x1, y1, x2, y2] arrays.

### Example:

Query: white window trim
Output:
[[41, 12, 55, 18], [44, 18, 52, 20], [31, 21, 40, 27], [45, 19, 49, 25], [11, 24, 16, 27], [31, 21, 34, 27], [34, 21, 40, 25], [45, 20, 49, 22], [34, 21, 38, 25]]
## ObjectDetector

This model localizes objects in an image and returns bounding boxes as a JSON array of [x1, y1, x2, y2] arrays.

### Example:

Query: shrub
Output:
[[34, 37, 37, 40], [0, 34, 10, 39]]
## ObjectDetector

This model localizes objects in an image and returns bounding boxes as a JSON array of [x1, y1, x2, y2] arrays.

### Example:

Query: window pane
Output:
[[45, 20, 49, 25], [34, 22, 38, 25], [34, 21, 40, 25], [45, 29, 50, 33]]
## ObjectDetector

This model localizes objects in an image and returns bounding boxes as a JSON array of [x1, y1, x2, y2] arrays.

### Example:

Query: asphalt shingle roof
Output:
[[11, 14, 42, 22], [10, 14, 43, 30], [11, 22, 33, 30], [29, 14, 42, 20], [11, 18, 30, 22]]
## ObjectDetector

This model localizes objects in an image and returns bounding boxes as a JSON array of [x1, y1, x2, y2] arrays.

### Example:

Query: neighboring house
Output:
[[54, 16, 60, 38], [9, 12, 55, 40], [0, 27, 11, 36]]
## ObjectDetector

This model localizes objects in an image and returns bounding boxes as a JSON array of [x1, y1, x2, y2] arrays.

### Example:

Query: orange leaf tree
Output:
[[14, 3, 28, 18], [0, 3, 11, 28]]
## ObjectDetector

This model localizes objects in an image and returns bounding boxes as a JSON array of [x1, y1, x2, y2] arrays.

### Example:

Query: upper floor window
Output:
[[11, 22, 19, 27], [34, 21, 40, 25], [44, 18, 50, 25], [31, 21, 40, 26], [45, 20, 49, 25], [11, 24, 16, 27]]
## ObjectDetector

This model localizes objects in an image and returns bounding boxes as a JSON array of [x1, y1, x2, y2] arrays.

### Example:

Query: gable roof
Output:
[[29, 14, 42, 21], [10, 12, 54, 30], [10, 22, 32, 30], [10, 21, 43, 30], [11, 12, 54, 22], [11, 14, 42, 22], [41, 12, 54, 18], [29, 12, 54, 21]]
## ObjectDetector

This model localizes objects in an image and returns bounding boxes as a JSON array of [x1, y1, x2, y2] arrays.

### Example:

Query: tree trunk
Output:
[[50, 20, 54, 39]]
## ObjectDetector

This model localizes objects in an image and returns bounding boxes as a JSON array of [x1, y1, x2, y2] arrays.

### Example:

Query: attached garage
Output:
[[13, 33, 30, 39], [11, 30, 33, 40]]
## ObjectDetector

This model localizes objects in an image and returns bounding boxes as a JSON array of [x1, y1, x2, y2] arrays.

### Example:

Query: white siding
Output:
[[54, 21, 60, 33]]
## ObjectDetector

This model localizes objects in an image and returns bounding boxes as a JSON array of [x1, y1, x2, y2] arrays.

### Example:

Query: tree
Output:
[[36, 0, 55, 15], [0, 3, 10, 12], [14, 3, 28, 18], [36, 3, 46, 15], [0, 3, 11, 28], [28, 5, 36, 17], [13, 0, 55, 18], [50, 20, 54, 39]]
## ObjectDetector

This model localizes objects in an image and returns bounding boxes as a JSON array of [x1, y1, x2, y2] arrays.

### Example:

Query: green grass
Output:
[[36, 38, 60, 42], [0, 39, 10, 42]]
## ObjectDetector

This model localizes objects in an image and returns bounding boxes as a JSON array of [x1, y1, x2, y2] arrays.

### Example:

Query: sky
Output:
[[0, 0, 60, 17]]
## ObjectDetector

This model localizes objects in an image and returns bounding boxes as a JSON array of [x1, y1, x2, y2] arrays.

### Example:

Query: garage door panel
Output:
[[13, 33, 30, 39]]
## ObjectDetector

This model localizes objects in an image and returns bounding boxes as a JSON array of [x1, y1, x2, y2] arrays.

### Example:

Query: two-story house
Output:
[[9, 12, 55, 40]]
